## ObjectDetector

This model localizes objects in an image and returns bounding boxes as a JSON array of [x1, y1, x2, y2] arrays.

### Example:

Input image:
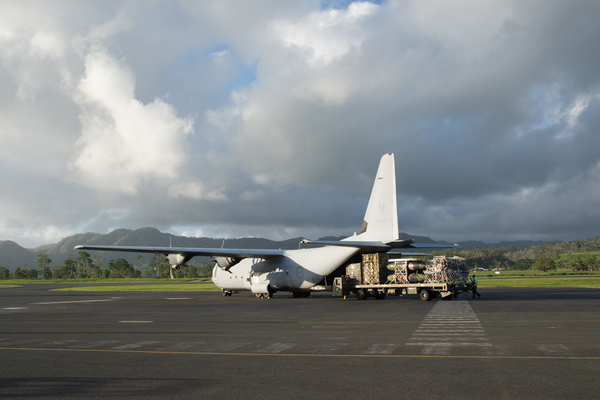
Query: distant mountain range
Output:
[[0, 227, 547, 272]]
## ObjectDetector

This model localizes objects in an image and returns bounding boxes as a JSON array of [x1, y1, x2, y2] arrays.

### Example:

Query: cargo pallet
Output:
[[333, 277, 471, 301], [332, 254, 472, 301]]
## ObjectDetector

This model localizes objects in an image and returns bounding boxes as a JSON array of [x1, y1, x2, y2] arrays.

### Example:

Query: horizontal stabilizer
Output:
[[300, 239, 392, 252]]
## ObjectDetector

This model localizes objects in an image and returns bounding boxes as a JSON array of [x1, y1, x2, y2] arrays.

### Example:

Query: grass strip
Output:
[[0, 285, 22, 289], [479, 276, 600, 288], [52, 283, 220, 292], [5, 278, 210, 284]]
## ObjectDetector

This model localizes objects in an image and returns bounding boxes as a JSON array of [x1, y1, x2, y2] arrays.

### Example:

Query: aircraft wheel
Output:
[[356, 289, 368, 300]]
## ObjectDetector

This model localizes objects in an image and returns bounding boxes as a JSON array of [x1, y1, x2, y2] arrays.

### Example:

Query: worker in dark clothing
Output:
[[471, 275, 481, 298]]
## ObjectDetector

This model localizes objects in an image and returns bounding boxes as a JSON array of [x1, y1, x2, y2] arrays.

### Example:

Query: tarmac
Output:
[[1, 284, 599, 399]]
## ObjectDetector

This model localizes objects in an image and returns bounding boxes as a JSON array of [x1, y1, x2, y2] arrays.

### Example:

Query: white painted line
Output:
[[32, 299, 117, 305], [415, 329, 485, 333], [113, 341, 160, 350], [406, 300, 493, 353], [537, 344, 573, 354], [205, 342, 251, 352], [422, 345, 451, 355], [407, 342, 493, 347], [414, 332, 486, 336], [70, 340, 119, 349], [28, 340, 77, 348], [2, 339, 42, 346], [363, 344, 398, 355], [156, 342, 206, 351], [255, 343, 296, 353], [308, 343, 349, 354], [119, 320, 153, 323]]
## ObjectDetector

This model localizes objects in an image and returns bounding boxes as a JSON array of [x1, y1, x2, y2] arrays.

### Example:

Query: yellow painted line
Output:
[[1, 347, 599, 360], [479, 320, 600, 323]]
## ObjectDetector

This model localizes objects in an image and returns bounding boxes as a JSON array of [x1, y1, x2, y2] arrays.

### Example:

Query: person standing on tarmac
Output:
[[471, 275, 481, 298]]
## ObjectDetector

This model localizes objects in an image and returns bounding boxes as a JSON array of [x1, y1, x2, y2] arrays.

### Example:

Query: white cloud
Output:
[[1, 1, 600, 248], [168, 182, 227, 201], [22, 226, 72, 247], [72, 47, 194, 195], [274, 1, 378, 67]]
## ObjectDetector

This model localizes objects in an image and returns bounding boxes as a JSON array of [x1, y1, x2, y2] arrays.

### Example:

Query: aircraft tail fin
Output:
[[352, 153, 399, 243]]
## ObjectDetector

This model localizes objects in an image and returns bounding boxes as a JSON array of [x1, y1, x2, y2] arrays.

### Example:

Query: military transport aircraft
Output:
[[75, 153, 456, 297]]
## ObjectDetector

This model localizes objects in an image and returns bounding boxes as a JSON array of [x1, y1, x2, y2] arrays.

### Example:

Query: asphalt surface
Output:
[[1, 284, 599, 399]]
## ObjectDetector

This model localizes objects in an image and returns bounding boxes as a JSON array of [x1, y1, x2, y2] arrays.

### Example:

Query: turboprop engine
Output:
[[250, 272, 272, 298], [214, 257, 241, 271], [167, 253, 193, 269]]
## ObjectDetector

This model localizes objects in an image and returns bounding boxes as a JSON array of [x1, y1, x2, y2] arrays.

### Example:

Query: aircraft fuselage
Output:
[[212, 245, 359, 294]]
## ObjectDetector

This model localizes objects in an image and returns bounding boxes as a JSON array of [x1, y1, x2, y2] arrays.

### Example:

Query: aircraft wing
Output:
[[301, 239, 460, 251], [406, 242, 461, 249], [74, 245, 285, 259]]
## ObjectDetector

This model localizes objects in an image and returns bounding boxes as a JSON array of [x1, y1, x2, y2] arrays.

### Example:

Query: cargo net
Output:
[[386, 256, 469, 284], [362, 253, 389, 285]]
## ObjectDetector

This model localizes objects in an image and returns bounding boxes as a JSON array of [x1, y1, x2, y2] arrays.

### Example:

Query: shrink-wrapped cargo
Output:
[[386, 256, 469, 284], [346, 263, 362, 284], [362, 253, 389, 284]]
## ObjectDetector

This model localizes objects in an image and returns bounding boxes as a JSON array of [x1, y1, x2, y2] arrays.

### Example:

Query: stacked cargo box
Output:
[[345, 254, 389, 284], [346, 263, 362, 284], [361, 253, 389, 284]]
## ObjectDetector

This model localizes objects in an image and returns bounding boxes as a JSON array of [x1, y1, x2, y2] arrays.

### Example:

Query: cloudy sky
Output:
[[1, 0, 600, 248]]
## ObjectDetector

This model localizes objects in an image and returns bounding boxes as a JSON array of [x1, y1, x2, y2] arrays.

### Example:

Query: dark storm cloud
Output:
[[1, 1, 599, 246]]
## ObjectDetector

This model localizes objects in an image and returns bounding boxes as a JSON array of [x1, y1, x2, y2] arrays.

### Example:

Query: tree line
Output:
[[0, 251, 214, 280], [434, 236, 600, 272], [1, 236, 599, 280]]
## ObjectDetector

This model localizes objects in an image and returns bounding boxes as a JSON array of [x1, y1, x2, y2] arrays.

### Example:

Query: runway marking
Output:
[[165, 298, 193, 300], [70, 340, 119, 349], [155, 342, 206, 351], [32, 299, 117, 305], [3, 307, 28, 310], [1, 346, 599, 360], [112, 341, 161, 350], [363, 344, 397, 355], [406, 300, 492, 354], [307, 342, 349, 354], [27, 340, 77, 348], [255, 343, 296, 353], [204, 342, 251, 352], [0, 339, 43, 346], [119, 320, 153, 323], [537, 344, 573, 355]]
